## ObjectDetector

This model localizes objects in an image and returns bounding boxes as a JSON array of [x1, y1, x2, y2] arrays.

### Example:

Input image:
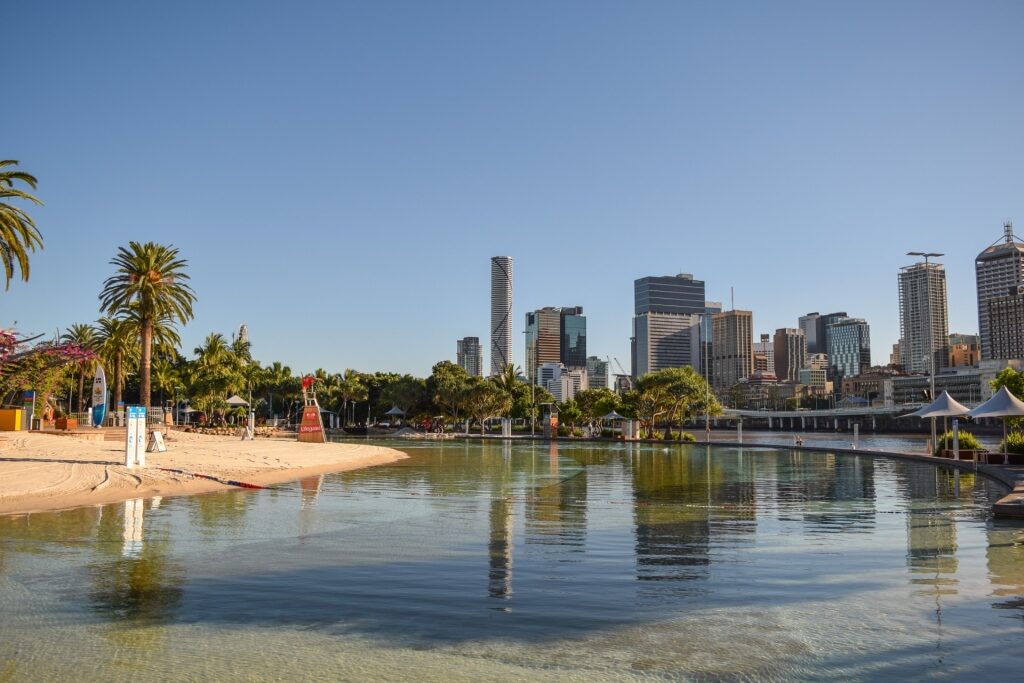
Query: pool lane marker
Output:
[[157, 467, 269, 490]]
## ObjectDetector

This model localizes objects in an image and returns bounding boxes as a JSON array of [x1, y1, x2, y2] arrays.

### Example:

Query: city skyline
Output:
[[4, 2, 1022, 376]]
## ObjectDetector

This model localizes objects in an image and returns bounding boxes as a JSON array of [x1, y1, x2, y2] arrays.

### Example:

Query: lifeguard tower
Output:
[[297, 376, 327, 443]]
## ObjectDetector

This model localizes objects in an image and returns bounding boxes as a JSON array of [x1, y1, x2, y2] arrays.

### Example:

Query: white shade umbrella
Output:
[[384, 405, 405, 416], [601, 411, 628, 421], [225, 395, 249, 407], [967, 387, 1024, 463], [904, 391, 970, 419]]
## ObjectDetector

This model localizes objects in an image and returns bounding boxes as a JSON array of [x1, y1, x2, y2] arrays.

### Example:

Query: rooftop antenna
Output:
[[731, 286, 735, 311], [1005, 220, 1014, 244]]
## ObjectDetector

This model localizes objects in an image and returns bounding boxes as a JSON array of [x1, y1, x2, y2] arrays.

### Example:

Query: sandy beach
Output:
[[0, 430, 406, 515]]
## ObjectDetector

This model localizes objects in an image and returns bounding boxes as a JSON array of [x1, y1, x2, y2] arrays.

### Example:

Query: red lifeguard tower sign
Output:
[[298, 376, 326, 443]]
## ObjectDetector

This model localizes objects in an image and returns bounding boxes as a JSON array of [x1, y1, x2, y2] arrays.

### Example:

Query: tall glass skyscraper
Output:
[[631, 274, 705, 377], [826, 318, 870, 387], [525, 306, 586, 383], [490, 256, 513, 375]]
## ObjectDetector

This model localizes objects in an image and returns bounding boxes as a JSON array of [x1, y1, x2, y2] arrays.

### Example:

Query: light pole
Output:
[[907, 251, 943, 452]]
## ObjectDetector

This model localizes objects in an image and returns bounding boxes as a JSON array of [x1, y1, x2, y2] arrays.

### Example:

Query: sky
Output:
[[4, 0, 1023, 377]]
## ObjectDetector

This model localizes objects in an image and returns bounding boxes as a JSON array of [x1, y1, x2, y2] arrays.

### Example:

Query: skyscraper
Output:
[[773, 328, 806, 383], [631, 274, 705, 377], [525, 306, 586, 383], [826, 318, 870, 386], [490, 256, 513, 375], [711, 310, 753, 389], [456, 336, 483, 377], [798, 313, 820, 354], [586, 356, 609, 390], [899, 260, 949, 375], [753, 333, 775, 374], [976, 222, 1024, 360]]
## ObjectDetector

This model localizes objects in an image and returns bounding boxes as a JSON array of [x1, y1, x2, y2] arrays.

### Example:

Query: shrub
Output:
[[679, 431, 696, 443], [934, 430, 983, 455], [1002, 431, 1024, 455]]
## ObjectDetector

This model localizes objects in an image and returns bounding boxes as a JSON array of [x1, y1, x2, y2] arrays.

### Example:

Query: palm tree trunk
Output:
[[113, 351, 123, 411], [140, 319, 153, 412]]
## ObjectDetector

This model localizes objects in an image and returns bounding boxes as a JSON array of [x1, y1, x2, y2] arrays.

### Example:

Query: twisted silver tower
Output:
[[490, 256, 513, 375]]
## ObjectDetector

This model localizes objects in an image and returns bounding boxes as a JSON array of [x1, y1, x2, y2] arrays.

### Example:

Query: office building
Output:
[[898, 260, 949, 375], [586, 356, 609, 391], [525, 307, 587, 384], [807, 353, 829, 371], [817, 312, 849, 358], [798, 313, 821, 354], [773, 328, 806, 383], [490, 256, 513, 375], [948, 333, 980, 367], [537, 362, 587, 402], [631, 274, 705, 377], [976, 222, 1024, 359], [711, 310, 753, 389], [826, 317, 871, 387], [456, 336, 483, 377], [753, 334, 775, 374], [988, 294, 1024, 360], [697, 301, 722, 386]]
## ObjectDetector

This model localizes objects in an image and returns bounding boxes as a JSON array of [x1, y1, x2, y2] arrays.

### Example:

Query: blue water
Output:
[[1, 440, 1023, 681]]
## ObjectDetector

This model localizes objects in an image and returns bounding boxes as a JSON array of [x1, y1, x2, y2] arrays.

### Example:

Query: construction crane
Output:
[[608, 356, 633, 391]]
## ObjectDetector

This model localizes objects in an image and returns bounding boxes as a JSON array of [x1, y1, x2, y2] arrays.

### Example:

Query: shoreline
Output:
[[0, 430, 407, 516]]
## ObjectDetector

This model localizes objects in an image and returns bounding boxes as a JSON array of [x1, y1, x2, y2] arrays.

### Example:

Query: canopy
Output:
[[225, 395, 249, 407], [903, 391, 969, 419], [384, 405, 405, 416], [967, 386, 1024, 418], [602, 410, 628, 421]]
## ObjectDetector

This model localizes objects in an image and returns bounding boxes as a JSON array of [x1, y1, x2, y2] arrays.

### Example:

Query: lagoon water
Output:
[[2, 440, 1024, 681]]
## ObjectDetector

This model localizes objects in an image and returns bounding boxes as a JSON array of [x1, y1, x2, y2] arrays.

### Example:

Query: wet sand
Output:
[[0, 430, 406, 515]]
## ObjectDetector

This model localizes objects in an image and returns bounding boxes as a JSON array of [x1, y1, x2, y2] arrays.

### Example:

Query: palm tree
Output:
[[0, 160, 43, 289], [95, 316, 137, 412], [336, 369, 368, 427], [99, 242, 195, 411], [61, 323, 97, 412]]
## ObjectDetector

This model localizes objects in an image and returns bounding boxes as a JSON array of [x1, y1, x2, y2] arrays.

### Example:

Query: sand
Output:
[[0, 430, 406, 515]]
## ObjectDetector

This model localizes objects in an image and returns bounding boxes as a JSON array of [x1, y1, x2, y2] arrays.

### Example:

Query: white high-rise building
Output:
[[899, 260, 949, 375], [537, 362, 587, 402], [490, 256, 513, 375], [457, 336, 483, 377], [976, 221, 1024, 360]]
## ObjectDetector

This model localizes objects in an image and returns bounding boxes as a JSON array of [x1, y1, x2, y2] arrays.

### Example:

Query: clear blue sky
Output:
[[5, 1, 1023, 376]]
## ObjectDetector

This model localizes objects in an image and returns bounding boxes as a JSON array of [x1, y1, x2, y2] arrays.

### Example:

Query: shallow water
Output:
[[1, 441, 1023, 681]]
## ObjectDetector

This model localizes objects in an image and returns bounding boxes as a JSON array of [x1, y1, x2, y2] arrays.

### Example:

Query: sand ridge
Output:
[[0, 430, 406, 515]]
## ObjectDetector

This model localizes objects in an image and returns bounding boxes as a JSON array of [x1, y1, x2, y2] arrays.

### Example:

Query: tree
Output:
[[61, 323, 97, 412], [463, 379, 512, 435], [991, 368, 1024, 429], [380, 374, 427, 419], [642, 367, 720, 439], [574, 387, 621, 436], [335, 369, 368, 427], [0, 160, 43, 289], [100, 242, 195, 411], [95, 316, 137, 412], [427, 361, 471, 427]]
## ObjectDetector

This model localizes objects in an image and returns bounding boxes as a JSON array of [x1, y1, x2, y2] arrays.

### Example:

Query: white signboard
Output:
[[147, 430, 167, 453], [125, 405, 146, 468]]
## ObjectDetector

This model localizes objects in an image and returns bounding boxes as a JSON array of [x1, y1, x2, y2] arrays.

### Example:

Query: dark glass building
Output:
[[634, 274, 706, 315], [560, 306, 587, 368]]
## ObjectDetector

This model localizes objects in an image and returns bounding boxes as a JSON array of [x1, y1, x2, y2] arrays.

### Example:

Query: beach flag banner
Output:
[[147, 430, 167, 453], [125, 405, 147, 468]]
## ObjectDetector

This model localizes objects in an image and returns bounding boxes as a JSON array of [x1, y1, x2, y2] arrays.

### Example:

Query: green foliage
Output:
[[0, 160, 43, 289], [991, 368, 1024, 429], [934, 430, 983, 455], [1002, 431, 1024, 456], [463, 378, 512, 434]]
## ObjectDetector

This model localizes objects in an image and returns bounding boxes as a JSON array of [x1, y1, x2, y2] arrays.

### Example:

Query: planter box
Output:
[[55, 417, 78, 431]]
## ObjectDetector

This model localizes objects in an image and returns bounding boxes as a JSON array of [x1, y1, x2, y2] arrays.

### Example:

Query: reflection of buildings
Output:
[[488, 495, 514, 599], [524, 441, 588, 549], [897, 464, 959, 596], [985, 524, 1024, 610], [772, 454, 876, 531]]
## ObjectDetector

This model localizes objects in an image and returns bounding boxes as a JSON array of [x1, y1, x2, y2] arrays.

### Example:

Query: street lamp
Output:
[[907, 251, 944, 451]]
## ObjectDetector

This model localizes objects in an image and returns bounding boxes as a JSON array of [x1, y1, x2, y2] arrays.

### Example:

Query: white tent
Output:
[[967, 386, 1024, 463], [601, 410, 628, 421], [225, 395, 249, 407], [904, 391, 970, 419]]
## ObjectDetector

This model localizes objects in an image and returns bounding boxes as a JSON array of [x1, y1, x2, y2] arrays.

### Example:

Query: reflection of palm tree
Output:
[[89, 500, 185, 631]]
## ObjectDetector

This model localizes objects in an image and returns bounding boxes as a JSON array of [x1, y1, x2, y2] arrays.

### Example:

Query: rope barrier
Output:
[[157, 467, 268, 490]]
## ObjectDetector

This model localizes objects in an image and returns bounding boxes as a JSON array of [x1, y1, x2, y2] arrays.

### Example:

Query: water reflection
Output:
[[0, 440, 1021, 679]]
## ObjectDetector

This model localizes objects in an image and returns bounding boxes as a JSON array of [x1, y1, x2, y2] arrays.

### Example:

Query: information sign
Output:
[[125, 405, 147, 468], [147, 430, 167, 453]]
